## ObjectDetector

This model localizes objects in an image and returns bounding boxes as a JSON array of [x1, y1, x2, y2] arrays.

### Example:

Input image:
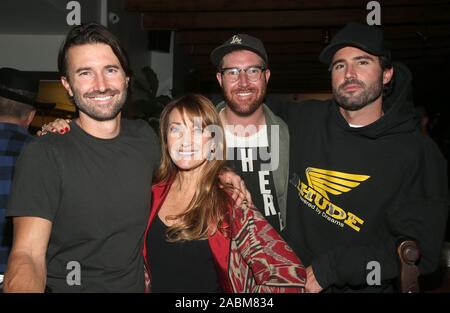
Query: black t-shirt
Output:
[[147, 217, 221, 293], [225, 126, 283, 231], [7, 119, 160, 292]]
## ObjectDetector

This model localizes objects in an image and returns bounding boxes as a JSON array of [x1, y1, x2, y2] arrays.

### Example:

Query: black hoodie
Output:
[[284, 63, 449, 292]]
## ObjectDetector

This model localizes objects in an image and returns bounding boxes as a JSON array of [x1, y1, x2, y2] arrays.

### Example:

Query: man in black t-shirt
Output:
[[3, 24, 160, 292]]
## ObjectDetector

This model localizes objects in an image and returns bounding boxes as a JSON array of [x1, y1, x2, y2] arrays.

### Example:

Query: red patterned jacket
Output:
[[143, 180, 306, 293]]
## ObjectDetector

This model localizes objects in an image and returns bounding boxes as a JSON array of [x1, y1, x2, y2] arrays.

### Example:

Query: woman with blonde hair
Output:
[[143, 93, 305, 292]]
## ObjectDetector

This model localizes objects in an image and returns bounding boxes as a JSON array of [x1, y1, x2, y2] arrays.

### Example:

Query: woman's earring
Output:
[[208, 145, 216, 160]]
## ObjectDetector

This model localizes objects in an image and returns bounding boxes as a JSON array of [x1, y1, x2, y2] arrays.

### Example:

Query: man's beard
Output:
[[223, 85, 266, 117], [74, 88, 127, 121], [333, 76, 383, 111]]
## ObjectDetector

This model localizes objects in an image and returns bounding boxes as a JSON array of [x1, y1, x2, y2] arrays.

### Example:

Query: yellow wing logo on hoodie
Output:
[[305, 167, 370, 200]]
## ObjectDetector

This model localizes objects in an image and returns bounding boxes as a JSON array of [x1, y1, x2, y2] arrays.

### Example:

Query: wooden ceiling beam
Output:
[[181, 42, 325, 55], [176, 29, 325, 44], [143, 5, 450, 29], [180, 41, 450, 61], [127, 0, 450, 12], [393, 47, 450, 58], [189, 54, 323, 66], [175, 24, 450, 45]]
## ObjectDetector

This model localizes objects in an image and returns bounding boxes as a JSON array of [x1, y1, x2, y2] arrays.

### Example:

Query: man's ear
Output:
[[383, 67, 394, 85], [23, 109, 36, 128], [265, 68, 271, 83], [61, 76, 73, 97], [216, 72, 223, 87]]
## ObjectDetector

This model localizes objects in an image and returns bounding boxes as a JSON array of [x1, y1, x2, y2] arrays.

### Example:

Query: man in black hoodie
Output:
[[285, 22, 449, 292]]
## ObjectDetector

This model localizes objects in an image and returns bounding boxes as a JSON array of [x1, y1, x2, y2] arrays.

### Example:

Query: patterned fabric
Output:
[[228, 201, 306, 292], [0, 122, 33, 272]]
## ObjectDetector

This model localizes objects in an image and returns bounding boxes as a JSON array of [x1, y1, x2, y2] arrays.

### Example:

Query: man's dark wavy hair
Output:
[[380, 54, 394, 97], [58, 23, 132, 78]]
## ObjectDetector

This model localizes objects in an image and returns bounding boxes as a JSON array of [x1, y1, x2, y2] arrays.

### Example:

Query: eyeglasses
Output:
[[220, 66, 266, 82]]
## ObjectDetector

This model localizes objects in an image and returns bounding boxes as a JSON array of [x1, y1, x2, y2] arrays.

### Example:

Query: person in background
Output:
[[0, 67, 54, 276]]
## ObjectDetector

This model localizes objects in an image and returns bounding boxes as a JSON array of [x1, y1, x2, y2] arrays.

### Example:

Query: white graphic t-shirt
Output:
[[225, 125, 283, 231]]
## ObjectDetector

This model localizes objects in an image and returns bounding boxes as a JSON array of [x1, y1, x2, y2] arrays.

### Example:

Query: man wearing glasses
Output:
[[210, 35, 289, 232]]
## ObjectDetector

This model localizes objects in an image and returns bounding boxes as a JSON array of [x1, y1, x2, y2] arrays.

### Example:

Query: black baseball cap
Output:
[[319, 22, 390, 65], [210, 34, 268, 67], [0, 68, 55, 109]]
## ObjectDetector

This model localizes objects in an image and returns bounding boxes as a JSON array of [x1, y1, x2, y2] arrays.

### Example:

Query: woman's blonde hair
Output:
[[155, 93, 230, 242]]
